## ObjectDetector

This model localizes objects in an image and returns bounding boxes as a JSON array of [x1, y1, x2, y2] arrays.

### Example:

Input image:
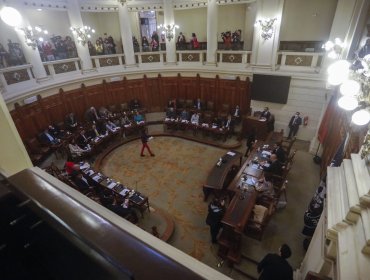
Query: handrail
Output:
[[6, 167, 232, 280]]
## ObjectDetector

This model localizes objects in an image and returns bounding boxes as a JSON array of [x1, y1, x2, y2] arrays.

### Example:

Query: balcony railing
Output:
[[0, 50, 325, 101]]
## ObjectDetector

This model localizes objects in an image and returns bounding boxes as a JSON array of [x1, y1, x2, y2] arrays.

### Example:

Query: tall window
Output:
[[139, 11, 157, 41]]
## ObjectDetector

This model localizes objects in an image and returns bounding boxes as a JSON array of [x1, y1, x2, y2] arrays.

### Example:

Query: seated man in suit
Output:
[[194, 97, 203, 110], [166, 107, 177, 119], [180, 109, 189, 121], [106, 120, 120, 133], [222, 114, 235, 139], [105, 196, 138, 224], [96, 120, 108, 136], [259, 107, 271, 121], [48, 124, 64, 139], [71, 172, 94, 194], [167, 99, 176, 109], [130, 98, 141, 110], [262, 154, 283, 176], [99, 107, 112, 119], [76, 129, 92, 149], [40, 128, 61, 145], [65, 113, 78, 131], [85, 106, 100, 122], [191, 112, 200, 125], [272, 142, 287, 163], [120, 112, 131, 126], [134, 111, 145, 124]]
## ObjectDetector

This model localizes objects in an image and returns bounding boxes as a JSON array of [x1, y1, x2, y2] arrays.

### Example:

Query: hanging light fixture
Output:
[[254, 18, 277, 40], [157, 24, 179, 42], [70, 26, 95, 46], [325, 38, 370, 160], [16, 25, 48, 50]]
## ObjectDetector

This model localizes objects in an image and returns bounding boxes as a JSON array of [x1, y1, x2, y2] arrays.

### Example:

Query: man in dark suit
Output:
[[194, 98, 203, 110], [65, 113, 78, 131], [76, 129, 92, 149], [257, 244, 293, 280], [262, 154, 283, 176], [259, 107, 271, 120], [206, 198, 225, 243], [130, 98, 141, 110], [40, 128, 60, 145], [288, 112, 302, 139], [72, 173, 94, 194], [85, 106, 100, 122], [272, 142, 286, 163]]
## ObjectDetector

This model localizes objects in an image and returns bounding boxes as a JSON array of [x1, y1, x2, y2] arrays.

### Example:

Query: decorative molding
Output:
[[53, 62, 77, 74], [3, 69, 30, 85], [181, 53, 200, 62], [285, 55, 313, 67], [99, 57, 120, 67], [221, 53, 242, 63], [141, 54, 160, 63]]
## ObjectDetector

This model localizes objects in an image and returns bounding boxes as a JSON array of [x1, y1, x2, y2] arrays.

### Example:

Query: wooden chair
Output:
[[109, 104, 119, 114], [120, 103, 129, 112], [282, 136, 296, 155], [287, 149, 297, 165], [185, 99, 193, 109], [206, 101, 214, 111], [177, 99, 185, 109]]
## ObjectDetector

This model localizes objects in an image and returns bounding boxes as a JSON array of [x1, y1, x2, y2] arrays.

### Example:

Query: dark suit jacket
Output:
[[73, 176, 92, 193], [263, 160, 283, 176], [65, 114, 77, 128], [194, 100, 203, 110], [40, 132, 58, 145], [223, 119, 234, 129], [273, 147, 286, 163], [289, 115, 302, 127], [257, 253, 293, 280], [77, 133, 91, 148], [260, 111, 271, 120]]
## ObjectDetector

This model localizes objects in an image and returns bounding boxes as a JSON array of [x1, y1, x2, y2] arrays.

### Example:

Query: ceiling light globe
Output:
[[339, 80, 360, 96], [328, 73, 348, 86], [0, 7, 22, 27], [337, 96, 358, 111], [327, 60, 350, 75], [352, 110, 370, 126]]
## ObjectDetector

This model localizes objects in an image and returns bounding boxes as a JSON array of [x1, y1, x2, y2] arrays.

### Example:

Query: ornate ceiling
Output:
[[1, 0, 256, 12]]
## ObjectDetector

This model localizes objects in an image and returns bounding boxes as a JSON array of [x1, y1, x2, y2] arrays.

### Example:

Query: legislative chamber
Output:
[[0, 1, 370, 280]]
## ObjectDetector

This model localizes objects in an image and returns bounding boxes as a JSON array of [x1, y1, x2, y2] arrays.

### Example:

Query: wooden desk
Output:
[[80, 163, 150, 217], [203, 151, 243, 201], [242, 116, 270, 141]]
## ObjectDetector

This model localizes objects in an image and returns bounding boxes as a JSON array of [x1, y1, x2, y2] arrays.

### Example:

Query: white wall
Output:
[[218, 4, 247, 41], [81, 12, 123, 53], [251, 76, 328, 141], [174, 8, 207, 42], [280, 0, 338, 41]]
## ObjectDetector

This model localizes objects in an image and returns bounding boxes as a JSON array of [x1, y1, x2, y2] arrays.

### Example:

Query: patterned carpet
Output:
[[100, 136, 228, 265]]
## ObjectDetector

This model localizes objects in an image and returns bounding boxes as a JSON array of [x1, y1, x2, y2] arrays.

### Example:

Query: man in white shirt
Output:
[[191, 112, 200, 124]]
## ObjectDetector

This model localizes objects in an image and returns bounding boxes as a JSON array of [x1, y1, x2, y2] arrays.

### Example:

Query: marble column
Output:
[[67, 0, 94, 73], [0, 93, 33, 176], [14, 18, 49, 82], [163, 0, 177, 64], [118, 1, 136, 67], [206, 0, 218, 65], [250, 0, 284, 70]]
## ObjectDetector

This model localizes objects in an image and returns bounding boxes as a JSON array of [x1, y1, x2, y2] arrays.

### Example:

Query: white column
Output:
[[67, 0, 94, 73], [0, 93, 33, 176], [243, 3, 257, 51], [250, 0, 284, 70], [206, 0, 218, 65], [163, 0, 177, 64], [118, 1, 136, 67], [14, 16, 49, 82]]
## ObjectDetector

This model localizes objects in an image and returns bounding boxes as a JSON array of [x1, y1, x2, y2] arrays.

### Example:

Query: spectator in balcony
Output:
[[65, 36, 77, 58], [107, 36, 116, 54], [7, 40, 26, 66], [232, 29, 242, 50], [221, 31, 232, 50], [151, 31, 159, 51], [177, 32, 187, 50], [42, 41, 55, 61], [190, 33, 200, 50], [95, 38, 104, 56], [54, 36, 68, 60], [142, 36, 150, 52], [0, 43, 9, 68], [88, 41, 96, 56], [133, 36, 140, 52]]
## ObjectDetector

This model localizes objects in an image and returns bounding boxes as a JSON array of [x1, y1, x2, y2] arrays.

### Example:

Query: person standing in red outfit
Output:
[[140, 129, 154, 157]]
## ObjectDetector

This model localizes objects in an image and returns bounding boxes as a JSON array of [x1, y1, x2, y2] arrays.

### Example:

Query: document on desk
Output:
[[92, 175, 101, 182], [120, 189, 130, 196], [80, 162, 90, 170], [227, 151, 236, 156], [262, 151, 271, 157], [251, 163, 260, 169], [246, 177, 256, 186], [107, 182, 117, 189]]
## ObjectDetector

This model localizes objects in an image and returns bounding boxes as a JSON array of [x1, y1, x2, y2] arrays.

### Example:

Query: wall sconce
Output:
[[17, 26, 48, 50], [255, 18, 277, 40], [157, 24, 179, 42], [326, 41, 370, 160], [322, 38, 345, 59], [70, 26, 95, 46]]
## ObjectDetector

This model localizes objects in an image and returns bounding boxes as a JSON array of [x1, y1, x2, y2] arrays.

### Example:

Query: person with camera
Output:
[[221, 31, 232, 50], [206, 198, 225, 244]]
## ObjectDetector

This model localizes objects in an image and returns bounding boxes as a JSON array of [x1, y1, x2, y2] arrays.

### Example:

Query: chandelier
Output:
[[70, 26, 95, 46], [255, 18, 277, 40], [157, 24, 179, 42], [326, 39, 370, 160], [18, 26, 48, 50], [322, 38, 345, 59]]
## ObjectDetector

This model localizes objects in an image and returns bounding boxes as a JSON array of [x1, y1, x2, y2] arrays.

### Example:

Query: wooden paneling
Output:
[[10, 75, 251, 143]]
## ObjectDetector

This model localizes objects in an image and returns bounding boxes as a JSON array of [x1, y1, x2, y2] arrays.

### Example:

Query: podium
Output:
[[242, 116, 271, 141]]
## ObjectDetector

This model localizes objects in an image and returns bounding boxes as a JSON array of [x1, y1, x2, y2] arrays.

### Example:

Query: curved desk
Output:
[[203, 151, 243, 201]]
